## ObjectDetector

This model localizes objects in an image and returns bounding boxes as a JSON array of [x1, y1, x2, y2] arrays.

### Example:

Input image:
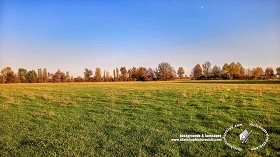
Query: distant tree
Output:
[[52, 70, 65, 83], [252, 67, 263, 79], [137, 67, 147, 81], [1, 67, 16, 83], [244, 69, 253, 80], [103, 70, 106, 81], [84, 68, 93, 82], [128, 67, 138, 81], [47, 72, 53, 82], [229, 62, 244, 79], [74, 76, 84, 82], [120, 67, 128, 81], [113, 69, 116, 81], [25, 70, 37, 83], [237, 62, 245, 79], [43, 68, 48, 82], [202, 61, 211, 79], [265, 67, 274, 79], [18, 68, 27, 83], [177, 67, 185, 79], [94, 67, 102, 82], [71, 76, 75, 82], [193, 64, 202, 79], [144, 68, 155, 81], [0, 75, 3, 84], [116, 68, 119, 81], [37, 69, 43, 83], [276, 67, 280, 75], [104, 71, 110, 82], [155, 62, 176, 81], [221, 63, 230, 79], [211, 65, 221, 79], [64, 71, 70, 82]]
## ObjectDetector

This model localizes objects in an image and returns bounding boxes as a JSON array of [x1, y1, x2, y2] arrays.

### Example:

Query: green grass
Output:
[[0, 81, 279, 156]]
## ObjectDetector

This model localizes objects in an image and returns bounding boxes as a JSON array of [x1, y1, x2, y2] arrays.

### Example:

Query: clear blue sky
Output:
[[1, 0, 279, 76]]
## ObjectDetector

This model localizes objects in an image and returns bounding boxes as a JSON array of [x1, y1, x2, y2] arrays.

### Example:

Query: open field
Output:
[[0, 81, 280, 156]]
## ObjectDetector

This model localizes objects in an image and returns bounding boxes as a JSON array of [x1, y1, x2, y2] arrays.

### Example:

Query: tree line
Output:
[[0, 62, 279, 83]]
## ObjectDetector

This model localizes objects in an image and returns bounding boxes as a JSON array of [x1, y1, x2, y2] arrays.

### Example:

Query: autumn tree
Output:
[[120, 67, 128, 81], [43, 68, 48, 82], [227, 62, 244, 79], [244, 69, 253, 80], [193, 64, 202, 79], [237, 62, 245, 78], [252, 67, 263, 79], [115, 68, 119, 81], [1, 67, 16, 83], [64, 71, 70, 82], [155, 62, 176, 81], [221, 63, 230, 79], [47, 72, 53, 81], [94, 67, 102, 82], [113, 69, 116, 81], [52, 70, 66, 83], [128, 67, 138, 81], [84, 68, 93, 82], [177, 67, 185, 79], [276, 67, 280, 75], [103, 70, 106, 81], [37, 69, 43, 83], [202, 61, 211, 79], [144, 68, 155, 81], [74, 76, 84, 82], [18, 68, 27, 83], [0, 75, 3, 83], [25, 70, 37, 83], [103, 71, 110, 82], [211, 65, 221, 79], [265, 67, 274, 79], [137, 67, 147, 81]]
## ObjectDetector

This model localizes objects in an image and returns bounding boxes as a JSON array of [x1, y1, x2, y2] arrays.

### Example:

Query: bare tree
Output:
[[105, 71, 110, 82], [155, 62, 176, 81], [144, 68, 155, 81], [265, 67, 274, 79], [211, 65, 221, 79], [244, 68, 253, 80], [276, 67, 280, 76], [177, 67, 185, 79], [52, 70, 65, 83], [202, 61, 211, 79]]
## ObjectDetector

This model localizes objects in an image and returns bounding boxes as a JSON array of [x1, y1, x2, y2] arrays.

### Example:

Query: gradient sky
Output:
[[1, 0, 280, 77]]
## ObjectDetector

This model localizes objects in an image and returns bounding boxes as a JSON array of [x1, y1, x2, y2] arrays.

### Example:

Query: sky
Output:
[[0, 0, 280, 77]]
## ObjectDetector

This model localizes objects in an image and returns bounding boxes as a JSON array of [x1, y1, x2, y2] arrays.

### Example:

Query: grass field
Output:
[[0, 81, 280, 156]]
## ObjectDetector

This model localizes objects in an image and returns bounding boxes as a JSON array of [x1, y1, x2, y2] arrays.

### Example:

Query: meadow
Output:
[[0, 81, 279, 156]]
